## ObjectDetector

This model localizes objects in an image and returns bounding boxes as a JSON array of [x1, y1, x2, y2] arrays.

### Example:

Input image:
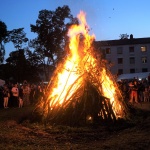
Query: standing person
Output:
[[138, 80, 145, 102], [19, 85, 24, 108], [11, 84, 19, 107], [7, 83, 13, 107], [29, 84, 36, 105], [143, 87, 149, 102], [3, 84, 10, 108], [0, 86, 3, 108], [129, 80, 139, 103], [34, 85, 43, 104], [23, 83, 30, 106]]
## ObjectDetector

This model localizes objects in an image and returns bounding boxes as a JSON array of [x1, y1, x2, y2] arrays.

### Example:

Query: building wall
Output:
[[97, 37, 150, 75]]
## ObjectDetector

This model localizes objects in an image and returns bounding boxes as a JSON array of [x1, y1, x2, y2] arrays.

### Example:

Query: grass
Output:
[[0, 105, 149, 150], [0, 106, 33, 122]]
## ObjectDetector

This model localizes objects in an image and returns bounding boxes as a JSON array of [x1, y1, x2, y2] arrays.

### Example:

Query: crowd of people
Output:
[[118, 78, 150, 103], [0, 77, 150, 109], [0, 80, 47, 109]]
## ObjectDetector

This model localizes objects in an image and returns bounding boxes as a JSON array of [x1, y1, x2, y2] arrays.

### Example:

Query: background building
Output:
[[96, 34, 150, 76]]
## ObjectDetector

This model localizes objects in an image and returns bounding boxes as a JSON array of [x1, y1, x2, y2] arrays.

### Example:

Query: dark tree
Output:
[[30, 6, 77, 62], [5, 28, 28, 50], [28, 39, 55, 81], [119, 34, 129, 40], [30, 5, 78, 80], [5, 49, 41, 83], [6, 50, 28, 82], [0, 20, 7, 63]]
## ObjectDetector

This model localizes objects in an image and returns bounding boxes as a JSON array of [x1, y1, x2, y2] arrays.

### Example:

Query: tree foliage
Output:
[[30, 5, 78, 65], [0, 20, 7, 63], [5, 28, 28, 50], [0, 5, 79, 82], [30, 5, 78, 81], [119, 33, 129, 40], [5, 49, 41, 83]]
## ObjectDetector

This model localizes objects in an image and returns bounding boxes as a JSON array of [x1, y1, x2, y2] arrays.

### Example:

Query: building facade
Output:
[[96, 35, 150, 76]]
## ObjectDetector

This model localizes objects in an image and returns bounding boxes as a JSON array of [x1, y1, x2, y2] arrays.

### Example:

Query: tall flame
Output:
[[46, 11, 124, 119]]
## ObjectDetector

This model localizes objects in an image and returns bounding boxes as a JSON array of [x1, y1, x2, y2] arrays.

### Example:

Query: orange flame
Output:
[[47, 11, 124, 119]]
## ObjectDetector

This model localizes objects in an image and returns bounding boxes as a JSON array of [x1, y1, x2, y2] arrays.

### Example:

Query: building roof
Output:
[[96, 37, 150, 46]]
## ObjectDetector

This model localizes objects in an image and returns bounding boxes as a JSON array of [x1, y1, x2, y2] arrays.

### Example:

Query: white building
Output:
[[96, 34, 150, 76]]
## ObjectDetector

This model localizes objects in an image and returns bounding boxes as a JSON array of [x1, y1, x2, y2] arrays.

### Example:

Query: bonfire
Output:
[[36, 11, 129, 126]]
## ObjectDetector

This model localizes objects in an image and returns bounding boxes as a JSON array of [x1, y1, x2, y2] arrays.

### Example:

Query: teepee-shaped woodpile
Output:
[[36, 11, 129, 126]]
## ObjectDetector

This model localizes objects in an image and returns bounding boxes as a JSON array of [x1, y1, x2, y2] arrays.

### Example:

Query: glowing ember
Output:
[[43, 11, 127, 121]]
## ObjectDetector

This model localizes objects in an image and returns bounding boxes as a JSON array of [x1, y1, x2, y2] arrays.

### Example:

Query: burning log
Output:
[[36, 66, 129, 126], [34, 11, 130, 126]]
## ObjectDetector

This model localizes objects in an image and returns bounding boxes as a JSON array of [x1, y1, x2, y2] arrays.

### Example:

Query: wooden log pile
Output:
[[35, 69, 129, 126]]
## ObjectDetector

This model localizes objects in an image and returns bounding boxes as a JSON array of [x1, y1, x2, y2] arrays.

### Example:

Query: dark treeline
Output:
[[0, 5, 78, 84]]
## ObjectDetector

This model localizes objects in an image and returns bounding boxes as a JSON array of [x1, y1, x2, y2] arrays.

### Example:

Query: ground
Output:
[[0, 103, 150, 150]]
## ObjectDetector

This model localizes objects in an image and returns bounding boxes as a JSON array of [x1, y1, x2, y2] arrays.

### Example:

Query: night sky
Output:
[[1, 0, 150, 58]]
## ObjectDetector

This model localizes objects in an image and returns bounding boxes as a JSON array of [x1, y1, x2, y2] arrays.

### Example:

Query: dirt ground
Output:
[[0, 103, 150, 150]]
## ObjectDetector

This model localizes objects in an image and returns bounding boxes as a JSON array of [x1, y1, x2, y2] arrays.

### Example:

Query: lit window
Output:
[[129, 46, 134, 53], [118, 58, 123, 64], [117, 47, 123, 54], [141, 57, 147, 63], [130, 57, 135, 64], [106, 48, 111, 54], [141, 46, 147, 52]]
